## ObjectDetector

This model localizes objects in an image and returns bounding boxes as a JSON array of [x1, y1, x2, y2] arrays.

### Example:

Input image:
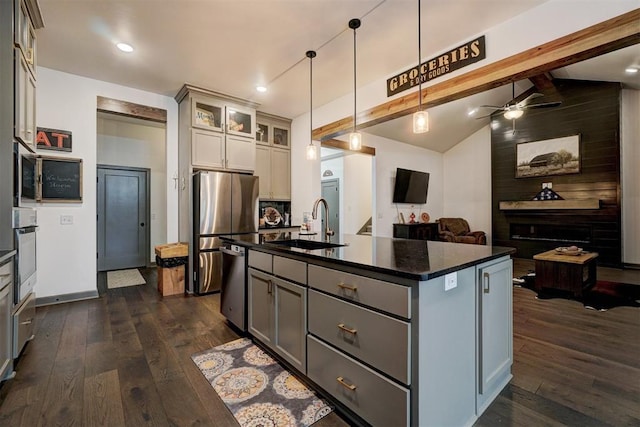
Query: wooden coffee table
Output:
[[533, 249, 599, 298]]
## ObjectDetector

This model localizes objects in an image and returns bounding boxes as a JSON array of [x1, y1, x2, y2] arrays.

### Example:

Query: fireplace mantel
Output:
[[499, 199, 600, 210]]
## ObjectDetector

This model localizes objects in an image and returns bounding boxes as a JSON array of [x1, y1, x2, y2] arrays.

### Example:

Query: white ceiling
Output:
[[37, 0, 639, 153]]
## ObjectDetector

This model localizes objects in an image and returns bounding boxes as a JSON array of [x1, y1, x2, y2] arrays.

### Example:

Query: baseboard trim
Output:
[[623, 263, 640, 270], [36, 290, 99, 307]]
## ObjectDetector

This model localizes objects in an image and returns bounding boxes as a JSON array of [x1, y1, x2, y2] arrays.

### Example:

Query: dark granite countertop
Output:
[[223, 232, 515, 281], [0, 250, 16, 265]]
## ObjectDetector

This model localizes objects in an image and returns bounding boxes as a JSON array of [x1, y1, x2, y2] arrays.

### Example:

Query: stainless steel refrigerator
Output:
[[191, 171, 258, 295]]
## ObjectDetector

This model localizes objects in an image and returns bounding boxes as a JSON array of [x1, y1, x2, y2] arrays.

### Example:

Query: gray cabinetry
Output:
[[247, 252, 307, 373], [0, 260, 14, 381], [13, 0, 42, 152], [175, 84, 259, 247], [307, 335, 409, 427], [255, 112, 291, 200], [476, 257, 513, 413]]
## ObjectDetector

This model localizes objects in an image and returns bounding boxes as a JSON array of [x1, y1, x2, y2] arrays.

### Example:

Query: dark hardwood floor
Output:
[[0, 259, 637, 426]]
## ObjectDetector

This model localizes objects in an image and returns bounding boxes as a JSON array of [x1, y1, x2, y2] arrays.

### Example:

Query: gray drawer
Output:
[[307, 335, 409, 427], [308, 264, 410, 318], [273, 256, 307, 285], [0, 260, 12, 288], [308, 290, 410, 385], [248, 250, 272, 273], [13, 292, 35, 358]]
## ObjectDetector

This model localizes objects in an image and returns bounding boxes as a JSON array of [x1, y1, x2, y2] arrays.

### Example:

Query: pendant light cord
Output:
[[353, 25, 357, 132], [349, 19, 361, 133], [310, 54, 313, 134], [417, 0, 422, 111]]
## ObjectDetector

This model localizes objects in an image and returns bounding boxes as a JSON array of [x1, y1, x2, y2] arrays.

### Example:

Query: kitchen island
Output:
[[224, 232, 515, 427]]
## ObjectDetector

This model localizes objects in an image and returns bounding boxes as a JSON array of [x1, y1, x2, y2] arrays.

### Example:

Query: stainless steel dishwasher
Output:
[[220, 244, 247, 331]]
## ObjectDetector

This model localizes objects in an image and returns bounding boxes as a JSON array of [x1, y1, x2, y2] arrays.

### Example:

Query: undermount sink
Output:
[[266, 239, 346, 250]]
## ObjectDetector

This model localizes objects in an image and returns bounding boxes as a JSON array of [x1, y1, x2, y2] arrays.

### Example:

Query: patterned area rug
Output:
[[514, 274, 640, 311], [192, 338, 332, 426], [106, 268, 146, 289]]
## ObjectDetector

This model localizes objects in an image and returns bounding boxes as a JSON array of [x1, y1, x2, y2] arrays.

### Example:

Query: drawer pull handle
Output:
[[20, 319, 32, 325], [337, 282, 357, 292], [337, 323, 357, 335], [336, 376, 357, 391]]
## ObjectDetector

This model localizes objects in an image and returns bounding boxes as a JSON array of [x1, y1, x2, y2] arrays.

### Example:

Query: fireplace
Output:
[[510, 223, 591, 245]]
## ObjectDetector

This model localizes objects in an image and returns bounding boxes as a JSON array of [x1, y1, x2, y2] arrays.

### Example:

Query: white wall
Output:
[[343, 154, 372, 234], [291, 2, 637, 241], [35, 67, 178, 300], [97, 115, 167, 263], [443, 126, 492, 241], [621, 89, 640, 265]]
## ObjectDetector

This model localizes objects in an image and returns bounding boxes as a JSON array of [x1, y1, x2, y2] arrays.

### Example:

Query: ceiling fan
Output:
[[477, 81, 562, 118], [476, 81, 562, 133]]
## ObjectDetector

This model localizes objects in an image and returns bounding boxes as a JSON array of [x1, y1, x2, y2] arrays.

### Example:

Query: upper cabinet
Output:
[[256, 112, 290, 149], [13, 0, 43, 152], [255, 112, 291, 200], [177, 85, 258, 173]]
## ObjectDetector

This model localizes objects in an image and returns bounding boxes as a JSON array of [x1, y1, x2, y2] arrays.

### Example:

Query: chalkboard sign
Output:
[[21, 155, 37, 200], [40, 157, 83, 202]]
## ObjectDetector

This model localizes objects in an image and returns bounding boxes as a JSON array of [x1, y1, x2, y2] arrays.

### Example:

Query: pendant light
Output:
[[306, 50, 318, 160], [412, 0, 429, 133], [348, 18, 362, 151]]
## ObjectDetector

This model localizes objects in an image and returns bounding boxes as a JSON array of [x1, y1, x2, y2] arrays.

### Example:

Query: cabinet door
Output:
[[274, 277, 306, 373], [14, 0, 29, 54], [255, 145, 271, 199], [226, 134, 255, 172], [14, 49, 35, 148], [192, 98, 224, 132], [256, 122, 269, 146], [248, 268, 274, 347], [477, 258, 513, 412], [272, 125, 289, 148], [270, 148, 290, 200], [192, 129, 224, 169], [0, 282, 11, 380], [226, 105, 255, 138]]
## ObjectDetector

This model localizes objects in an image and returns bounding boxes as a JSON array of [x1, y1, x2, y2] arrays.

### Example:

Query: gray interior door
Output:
[[97, 166, 149, 271], [321, 179, 340, 236]]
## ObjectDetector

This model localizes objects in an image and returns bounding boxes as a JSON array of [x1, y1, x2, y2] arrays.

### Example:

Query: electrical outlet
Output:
[[547, 182, 552, 189], [444, 272, 457, 291], [60, 215, 73, 225]]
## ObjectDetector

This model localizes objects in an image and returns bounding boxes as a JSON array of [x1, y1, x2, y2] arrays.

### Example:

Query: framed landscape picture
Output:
[[515, 134, 581, 178]]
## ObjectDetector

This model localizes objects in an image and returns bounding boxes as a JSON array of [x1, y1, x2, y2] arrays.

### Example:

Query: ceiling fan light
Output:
[[504, 109, 524, 120], [306, 142, 318, 160], [413, 110, 429, 133], [349, 131, 362, 151]]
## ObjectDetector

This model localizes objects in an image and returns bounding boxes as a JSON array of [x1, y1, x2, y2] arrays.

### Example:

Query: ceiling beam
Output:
[[321, 139, 376, 156], [312, 9, 640, 142], [97, 96, 167, 123]]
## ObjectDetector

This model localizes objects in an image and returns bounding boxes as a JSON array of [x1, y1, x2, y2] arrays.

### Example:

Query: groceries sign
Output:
[[387, 35, 486, 97]]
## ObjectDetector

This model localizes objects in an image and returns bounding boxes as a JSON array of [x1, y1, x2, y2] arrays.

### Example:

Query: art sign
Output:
[[36, 127, 72, 152], [386, 35, 486, 97]]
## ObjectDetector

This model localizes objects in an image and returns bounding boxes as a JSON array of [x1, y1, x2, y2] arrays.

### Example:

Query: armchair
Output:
[[437, 218, 487, 245]]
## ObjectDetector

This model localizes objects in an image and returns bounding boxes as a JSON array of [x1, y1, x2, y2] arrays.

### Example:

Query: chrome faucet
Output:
[[312, 197, 335, 240]]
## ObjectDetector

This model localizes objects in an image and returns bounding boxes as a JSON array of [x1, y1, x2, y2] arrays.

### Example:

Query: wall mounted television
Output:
[[392, 168, 429, 204]]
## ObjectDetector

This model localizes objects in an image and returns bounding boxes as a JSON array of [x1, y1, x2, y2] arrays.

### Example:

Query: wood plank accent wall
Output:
[[491, 80, 621, 266]]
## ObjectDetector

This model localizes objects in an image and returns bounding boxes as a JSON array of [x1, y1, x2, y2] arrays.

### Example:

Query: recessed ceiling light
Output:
[[256, 86, 267, 93], [625, 67, 638, 74], [467, 108, 478, 117], [116, 42, 134, 53]]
